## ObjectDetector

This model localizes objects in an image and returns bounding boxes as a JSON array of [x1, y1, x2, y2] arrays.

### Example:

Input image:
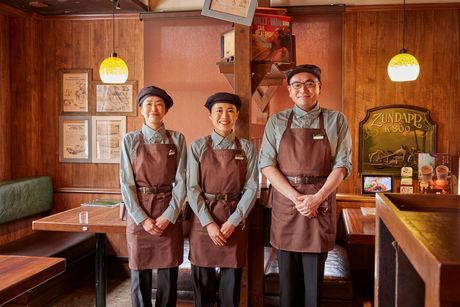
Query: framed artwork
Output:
[[361, 175, 393, 194], [59, 69, 91, 114], [59, 116, 91, 163], [359, 105, 437, 176], [94, 81, 138, 116], [91, 116, 126, 163], [201, 0, 257, 26]]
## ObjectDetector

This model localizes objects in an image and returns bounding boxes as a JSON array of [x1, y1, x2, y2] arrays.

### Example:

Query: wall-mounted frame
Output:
[[201, 0, 257, 26], [94, 81, 138, 116], [359, 105, 437, 176], [59, 116, 91, 163], [91, 116, 126, 164], [361, 175, 393, 194], [59, 69, 91, 114]]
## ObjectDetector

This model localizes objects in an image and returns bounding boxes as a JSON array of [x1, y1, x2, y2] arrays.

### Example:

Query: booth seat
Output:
[[0, 176, 95, 306]]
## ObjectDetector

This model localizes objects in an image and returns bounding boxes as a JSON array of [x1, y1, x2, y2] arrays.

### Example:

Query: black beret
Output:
[[204, 92, 242, 111], [137, 86, 173, 110], [285, 64, 321, 84]]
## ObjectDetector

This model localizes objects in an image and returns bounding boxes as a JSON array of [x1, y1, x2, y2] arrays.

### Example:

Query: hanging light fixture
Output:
[[387, 0, 420, 82], [99, 0, 128, 84]]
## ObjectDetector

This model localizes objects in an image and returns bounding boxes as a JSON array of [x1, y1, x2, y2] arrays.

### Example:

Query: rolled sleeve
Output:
[[332, 114, 352, 178], [119, 134, 148, 225], [259, 116, 279, 170], [186, 141, 214, 227]]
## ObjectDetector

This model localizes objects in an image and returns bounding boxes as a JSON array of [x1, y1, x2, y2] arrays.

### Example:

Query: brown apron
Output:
[[189, 136, 247, 268], [126, 130, 184, 270], [270, 110, 336, 253]]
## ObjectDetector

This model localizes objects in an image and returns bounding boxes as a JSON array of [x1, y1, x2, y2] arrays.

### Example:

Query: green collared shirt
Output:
[[259, 103, 352, 177], [187, 131, 258, 227], [120, 124, 187, 225]]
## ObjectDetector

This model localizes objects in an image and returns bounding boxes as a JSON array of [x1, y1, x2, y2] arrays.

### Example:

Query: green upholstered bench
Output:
[[0, 176, 95, 307]]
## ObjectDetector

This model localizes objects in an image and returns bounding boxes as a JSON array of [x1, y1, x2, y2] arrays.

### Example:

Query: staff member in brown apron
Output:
[[259, 65, 352, 307], [120, 86, 187, 307], [187, 92, 258, 307]]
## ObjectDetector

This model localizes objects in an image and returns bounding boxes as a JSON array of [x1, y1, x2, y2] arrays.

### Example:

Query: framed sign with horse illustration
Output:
[[358, 105, 437, 176]]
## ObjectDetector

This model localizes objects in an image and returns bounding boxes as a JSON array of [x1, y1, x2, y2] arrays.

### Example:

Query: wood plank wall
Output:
[[0, 15, 11, 180], [340, 5, 460, 194]]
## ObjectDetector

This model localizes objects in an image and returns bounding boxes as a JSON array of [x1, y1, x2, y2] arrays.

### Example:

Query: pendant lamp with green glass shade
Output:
[[387, 0, 420, 82], [99, 0, 128, 84]]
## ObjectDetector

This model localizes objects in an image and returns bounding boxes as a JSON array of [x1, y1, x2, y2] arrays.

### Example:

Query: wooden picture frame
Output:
[[91, 116, 126, 164], [361, 175, 393, 194], [93, 81, 138, 116], [358, 105, 437, 176], [59, 69, 91, 114], [59, 116, 91, 163], [201, 0, 257, 26]]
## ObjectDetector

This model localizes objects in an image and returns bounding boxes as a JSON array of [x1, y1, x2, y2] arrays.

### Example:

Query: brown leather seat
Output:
[[263, 244, 353, 307]]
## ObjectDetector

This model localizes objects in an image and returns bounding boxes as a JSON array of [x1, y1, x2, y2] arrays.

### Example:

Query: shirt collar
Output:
[[211, 130, 235, 146], [293, 102, 321, 118], [141, 123, 166, 141]]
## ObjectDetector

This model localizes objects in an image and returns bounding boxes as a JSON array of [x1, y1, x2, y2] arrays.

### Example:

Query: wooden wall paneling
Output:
[[343, 7, 460, 194], [0, 15, 11, 180], [0, 214, 47, 246], [10, 16, 43, 178]]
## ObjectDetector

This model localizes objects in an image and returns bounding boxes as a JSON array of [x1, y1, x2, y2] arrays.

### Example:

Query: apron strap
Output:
[[234, 137, 242, 150], [319, 109, 325, 130], [165, 130, 174, 145], [287, 111, 294, 128], [139, 131, 145, 144]]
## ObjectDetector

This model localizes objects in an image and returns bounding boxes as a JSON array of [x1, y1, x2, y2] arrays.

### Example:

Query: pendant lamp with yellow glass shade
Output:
[[99, 0, 128, 84], [387, 0, 420, 82]]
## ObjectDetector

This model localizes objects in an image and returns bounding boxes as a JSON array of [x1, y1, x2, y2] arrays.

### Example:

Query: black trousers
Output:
[[130, 267, 178, 307], [277, 250, 328, 307], [191, 265, 242, 307]]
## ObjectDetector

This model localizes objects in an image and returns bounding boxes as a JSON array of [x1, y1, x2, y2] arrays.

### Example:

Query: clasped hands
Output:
[[291, 193, 324, 218], [206, 221, 235, 246], [141, 216, 170, 236]]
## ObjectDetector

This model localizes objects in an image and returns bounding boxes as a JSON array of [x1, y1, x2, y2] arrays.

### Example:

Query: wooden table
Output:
[[32, 206, 125, 307], [375, 193, 460, 307], [342, 208, 376, 245], [0, 255, 65, 305]]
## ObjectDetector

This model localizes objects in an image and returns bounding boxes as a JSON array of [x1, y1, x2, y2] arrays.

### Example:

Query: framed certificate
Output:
[[59, 116, 91, 163], [59, 69, 91, 114], [91, 116, 126, 163]]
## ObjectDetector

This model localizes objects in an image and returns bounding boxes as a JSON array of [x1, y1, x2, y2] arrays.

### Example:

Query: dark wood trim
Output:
[[54, 187, 121, 194], [337, 193, 375, 203], [129, 0, 149, 12], [285, 5, 346, 15], [0, 3, 27, 17], [346, 3, 460, 12], [139, 10, 202, 20], [44, 13, 141, 20]]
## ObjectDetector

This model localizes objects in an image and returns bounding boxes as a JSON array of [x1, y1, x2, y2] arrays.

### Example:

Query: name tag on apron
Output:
[[235, 154, 245, 160], [168, 149, 176, 155], [313, 134, 324, 140]]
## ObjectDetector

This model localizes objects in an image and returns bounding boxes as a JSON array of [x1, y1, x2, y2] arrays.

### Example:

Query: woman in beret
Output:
[[120, 86, 187, 307], [187, 92, 258, 307]]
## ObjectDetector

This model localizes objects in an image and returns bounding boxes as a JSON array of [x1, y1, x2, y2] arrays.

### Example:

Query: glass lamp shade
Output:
[[387, 51, 420, 82], [99, 56, 129, 84]]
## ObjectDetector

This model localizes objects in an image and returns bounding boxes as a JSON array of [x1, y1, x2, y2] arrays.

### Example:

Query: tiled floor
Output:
[[48, 277, 194, 307]]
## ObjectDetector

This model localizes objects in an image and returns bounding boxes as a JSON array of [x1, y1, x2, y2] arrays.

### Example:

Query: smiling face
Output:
[[208, 102, 239, 137], [287, 71, 321, 111], [140, 96, 167, 130]]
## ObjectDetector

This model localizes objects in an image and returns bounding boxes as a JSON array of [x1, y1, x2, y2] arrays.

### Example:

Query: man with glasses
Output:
[[259, 64, 352, 307]]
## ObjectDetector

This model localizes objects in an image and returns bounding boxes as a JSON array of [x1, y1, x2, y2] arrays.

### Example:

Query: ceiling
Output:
[[1, 0, 458, 15]]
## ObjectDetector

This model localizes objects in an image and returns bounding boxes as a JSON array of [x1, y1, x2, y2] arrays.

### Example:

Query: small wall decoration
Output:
[[91, 116, 126, 163], [359, 105, 436, 176], [59, 69, 91, 114], [361, 175, 393, 194], [201, 0, 257, 26], [94, 81, 138, 116], [59, 116, 91, 163]]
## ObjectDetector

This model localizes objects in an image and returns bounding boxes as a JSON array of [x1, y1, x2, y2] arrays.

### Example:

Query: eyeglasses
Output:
[[289, 80, 320, 90]]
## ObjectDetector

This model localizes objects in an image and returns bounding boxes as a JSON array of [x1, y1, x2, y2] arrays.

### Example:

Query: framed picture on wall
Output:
[[93, 81, 138, 116], [91, 116, 126, 164], [361, 175, 393, 194], [59, 69, 91, 114], [201, 0, 257, 26], [59, 116, 91, 163]]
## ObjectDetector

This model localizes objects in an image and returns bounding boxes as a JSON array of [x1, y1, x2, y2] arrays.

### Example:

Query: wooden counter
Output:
[[375, 193, 460, 307]]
